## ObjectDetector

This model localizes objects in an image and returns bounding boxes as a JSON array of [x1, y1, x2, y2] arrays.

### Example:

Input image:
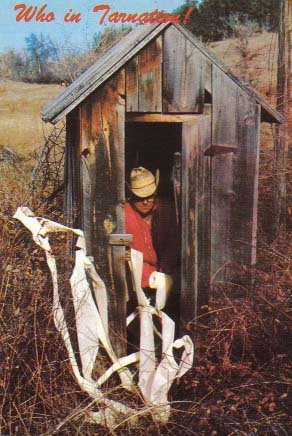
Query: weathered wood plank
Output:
[[211, 66, 238, 281], [126, 57, 138, 112], [211, 153, 234, 281], [211, 66, 260, 281], [231, 99, 260, 266], [212, 66, 238, 145], [204, 144, 239, 157], [65, 108, 81, 229], [80, 96, 97, 257], [126, 113, 201, 122], [80, 70, 127, 356], [172, 151, 181, 226], [197, 116, 211, 312], [204, 60, 212, 96], [109, 234, 133, 246], [138, 37, 162, 112], [80, 154, 93, 255], [181, 120, 198, 326], [181, 115, 211, 327], [96, 71, 126, 357], [63, 108, 83, 364], [163, 26, 204, 113]]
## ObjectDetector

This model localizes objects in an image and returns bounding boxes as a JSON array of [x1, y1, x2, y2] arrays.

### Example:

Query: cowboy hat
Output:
[[128, 167, 160, 198]]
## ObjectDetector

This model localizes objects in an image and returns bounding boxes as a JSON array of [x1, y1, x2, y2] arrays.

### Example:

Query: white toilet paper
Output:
[[149, 271, 173, 310]]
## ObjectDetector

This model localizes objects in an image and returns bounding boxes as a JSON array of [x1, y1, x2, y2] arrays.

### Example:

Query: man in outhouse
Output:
[[125, 166, 180, 311]]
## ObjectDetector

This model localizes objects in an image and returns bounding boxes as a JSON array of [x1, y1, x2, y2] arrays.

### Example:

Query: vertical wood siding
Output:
[[125, 57, 139, 112], [181, 116, 211, 326], [65, 108, 81, 230], [80, 71, 127, 356], [80, 95, 97, 257], [197, 116, 211, 312], [211, 66, 260, 281], [232, 96, 260, 266], [64, 26, 264, 333], [163, 26, 205, 113], [126, 37, 162, 112], [138, 36, 162, 112]]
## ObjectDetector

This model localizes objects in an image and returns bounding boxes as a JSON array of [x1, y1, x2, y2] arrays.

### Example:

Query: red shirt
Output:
[[125, 201, 158, 288]]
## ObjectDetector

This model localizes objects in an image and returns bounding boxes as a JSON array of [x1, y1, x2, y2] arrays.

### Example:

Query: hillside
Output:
[[209, 31, 278, 104], [0, 32, 278, 162], [0, 80, 62, 159]]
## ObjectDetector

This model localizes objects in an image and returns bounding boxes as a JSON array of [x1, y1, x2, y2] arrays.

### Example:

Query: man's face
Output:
[[132, 195, 156, 216]]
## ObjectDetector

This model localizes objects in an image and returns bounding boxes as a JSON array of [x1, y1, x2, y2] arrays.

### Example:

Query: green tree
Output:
[[177, 0, 277, 42], [25, 33, 58, 81]]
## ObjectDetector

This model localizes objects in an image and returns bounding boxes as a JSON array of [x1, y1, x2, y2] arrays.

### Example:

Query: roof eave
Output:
[[41, 23, 170, 124], [42, 23, 283, 125]]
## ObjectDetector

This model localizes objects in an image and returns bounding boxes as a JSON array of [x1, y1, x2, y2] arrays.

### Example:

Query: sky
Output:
[[0, 0, 188, 52]]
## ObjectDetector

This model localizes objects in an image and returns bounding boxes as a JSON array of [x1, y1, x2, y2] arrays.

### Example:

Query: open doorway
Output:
[[125, 121, 182, 323], [125, 122, 182, 199]]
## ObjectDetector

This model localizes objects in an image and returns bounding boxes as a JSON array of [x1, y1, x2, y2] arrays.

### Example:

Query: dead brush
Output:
[[0, 212, 192, 435], [2, 184, 292, 435], [169, 261, 292, 435], [2, 137, 292, 434], [2, 244, 292, 434]]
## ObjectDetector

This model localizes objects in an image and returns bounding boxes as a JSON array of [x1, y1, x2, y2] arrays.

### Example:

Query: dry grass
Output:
[[1, 169, 292, 435], [0, 80, 62, 159], [2, 31, 292, 435], [209, 31, 278, 104]]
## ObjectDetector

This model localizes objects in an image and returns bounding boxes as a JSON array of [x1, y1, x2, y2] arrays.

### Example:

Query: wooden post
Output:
[[272, 0, 291, 237]]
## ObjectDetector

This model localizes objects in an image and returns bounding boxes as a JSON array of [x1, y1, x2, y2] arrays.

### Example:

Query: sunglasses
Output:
[[132, 195, 156, 203]]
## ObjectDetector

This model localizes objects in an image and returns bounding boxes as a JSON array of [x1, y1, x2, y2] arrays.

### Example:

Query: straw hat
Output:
[[129, 167, 160, 198]]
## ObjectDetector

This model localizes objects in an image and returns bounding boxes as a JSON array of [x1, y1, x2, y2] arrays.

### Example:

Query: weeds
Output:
[[1, 158, 292, 435], [1, 31, 292, 435]]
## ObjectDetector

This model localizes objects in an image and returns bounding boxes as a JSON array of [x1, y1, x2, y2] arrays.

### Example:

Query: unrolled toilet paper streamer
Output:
[[128, 250, 193, 416], [149, 271, 173, 310], [14, 206, 194, 429]]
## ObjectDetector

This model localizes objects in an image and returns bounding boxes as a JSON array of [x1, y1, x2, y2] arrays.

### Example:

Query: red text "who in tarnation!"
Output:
[[13, 3, 194, 25]]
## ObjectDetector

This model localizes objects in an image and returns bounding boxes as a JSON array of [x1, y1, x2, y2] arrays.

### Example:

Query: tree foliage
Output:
[[24, 33, 58, 81], [0, 27, 131, 84], [178, 0, 278, 42]]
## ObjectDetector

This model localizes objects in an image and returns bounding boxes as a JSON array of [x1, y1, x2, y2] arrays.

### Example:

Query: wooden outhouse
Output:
[[42, 23, 282, 355]]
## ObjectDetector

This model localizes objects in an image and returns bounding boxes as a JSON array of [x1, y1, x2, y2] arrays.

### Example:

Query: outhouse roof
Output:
[[42, 23, 283, 125]]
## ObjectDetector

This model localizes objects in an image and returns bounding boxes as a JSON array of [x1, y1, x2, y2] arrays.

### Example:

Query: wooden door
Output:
[[181, 116, 211, 328]]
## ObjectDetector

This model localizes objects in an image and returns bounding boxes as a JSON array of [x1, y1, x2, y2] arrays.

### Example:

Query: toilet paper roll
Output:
[[149, 271, 173, 311]]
